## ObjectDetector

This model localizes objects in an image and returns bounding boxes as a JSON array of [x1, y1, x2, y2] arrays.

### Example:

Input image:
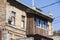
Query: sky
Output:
[[19, 0, 60, 31]]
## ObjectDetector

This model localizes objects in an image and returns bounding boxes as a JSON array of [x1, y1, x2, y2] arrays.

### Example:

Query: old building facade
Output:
[[0, 0, 53, 40]]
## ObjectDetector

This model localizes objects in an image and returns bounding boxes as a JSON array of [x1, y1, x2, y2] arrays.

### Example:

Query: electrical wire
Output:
[[38, 1, 60, 24], [52, 15, 60, 24], [53, 20, 60, 24], [53, 16, 60, 24], [53, 16, 60, 22], [41, 1, 60, 8], [54, 16, 60, 19], [37, 1, 60, 24]]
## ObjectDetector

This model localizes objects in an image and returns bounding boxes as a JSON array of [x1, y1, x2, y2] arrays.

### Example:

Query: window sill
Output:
[[20, 28, 26, 31], [6, 23, 26, 32], [7, 24, 16, 28], [36, 26, 48, 30]]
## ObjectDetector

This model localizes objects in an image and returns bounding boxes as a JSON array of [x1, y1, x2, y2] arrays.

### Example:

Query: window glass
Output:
[[35, 17, 48, 29], [11, 11, 16, 17], [39, 19, 41, 27], [36, 18, 40, 27], [21, 16, 25, 29], [45, 21, 48, 29], [40, 20, 44, 28], [8, 11, 16, 26], [11, 17, 15, 25], [35, 18, 41, 28], [21, 21, 24, 28]]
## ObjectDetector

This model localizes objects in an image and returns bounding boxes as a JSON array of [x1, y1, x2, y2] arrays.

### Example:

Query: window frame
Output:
[[35, 17, 48, 30], [8, 11, 16, 26], [21, 15, 25, 29], [45, 21, 48, 29]]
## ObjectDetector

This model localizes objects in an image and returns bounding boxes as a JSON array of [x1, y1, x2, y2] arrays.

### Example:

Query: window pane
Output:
[[21, 21, 24, 28], [39, 19, 41, 27], [8, 16, 11, 24], [8, 11, 16, 26], [11, 11, 16, 17], [41, 20, 44, 28], [21, 16, 25, 29], [11, 17, 15, 25], [45, 21, 48, 29], [36, 18, 39, 27]]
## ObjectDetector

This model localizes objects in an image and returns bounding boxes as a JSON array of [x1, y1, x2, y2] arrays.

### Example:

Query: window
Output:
[[45, 21, 48, 29], [35, 18, 41, 28], [35, 17, 48, 29], [36, 18, 39, 26], [8, 11, 16, 26], [21, 16, 25, 29], [40, 20, 44, 28], [39, 19, 41, 27]]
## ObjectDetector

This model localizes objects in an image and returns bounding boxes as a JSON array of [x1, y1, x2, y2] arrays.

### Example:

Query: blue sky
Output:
[[19, 0, 60, 31]]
